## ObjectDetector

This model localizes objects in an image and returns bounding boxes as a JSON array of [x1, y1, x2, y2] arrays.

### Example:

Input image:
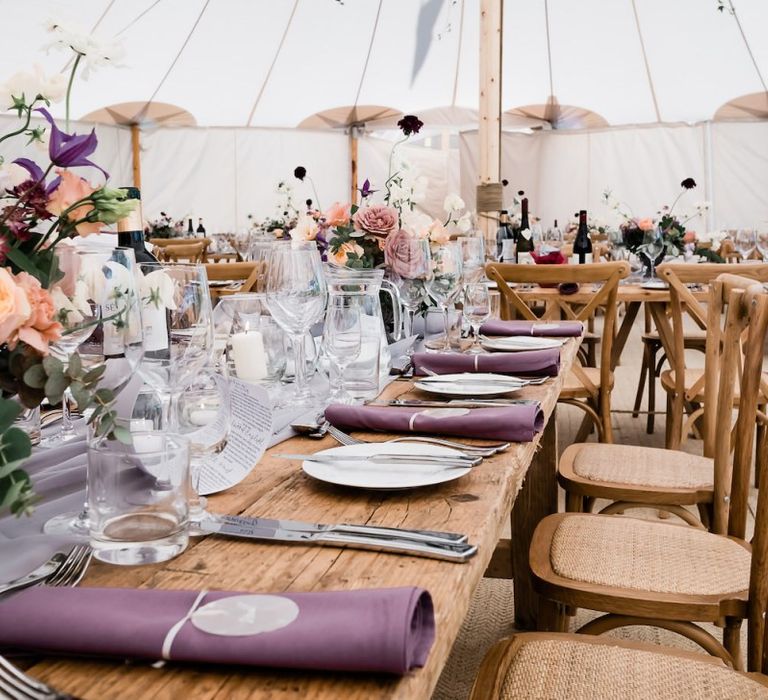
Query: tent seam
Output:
[[353, 0, 384, 109], [629, 0, 661, 122]]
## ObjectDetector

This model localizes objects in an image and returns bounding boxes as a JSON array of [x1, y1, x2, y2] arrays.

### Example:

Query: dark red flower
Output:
[[397, 114, 423, 136], [294, 166, 307, 180], [501, 179, 509, 186], [681, 178, 696, 189]]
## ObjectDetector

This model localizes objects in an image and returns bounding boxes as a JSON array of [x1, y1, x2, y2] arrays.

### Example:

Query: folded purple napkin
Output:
[[412, 349, 560, 377], [325, 403, 544, 442], [0, 586, 434, 675], [480, 320, 583, 337]]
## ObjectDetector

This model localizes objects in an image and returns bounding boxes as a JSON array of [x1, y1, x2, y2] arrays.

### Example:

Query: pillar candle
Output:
[[230, 331, 268, 382]]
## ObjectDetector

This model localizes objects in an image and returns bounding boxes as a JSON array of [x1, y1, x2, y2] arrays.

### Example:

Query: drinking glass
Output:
[[735, 229, 756, 262], [642, 228, 665, 281], [265, 244, 327, 407], [463, 283, 491, 354], [88, 431, 189, 565], [426, 242, 464, 350], [387, 237, 432, 341], [44, 247, 145, 536], [324, 297, 362, 404], [544, 226, 564, 249], [756, 229, 768, 261], [458, 236, 485, 285]]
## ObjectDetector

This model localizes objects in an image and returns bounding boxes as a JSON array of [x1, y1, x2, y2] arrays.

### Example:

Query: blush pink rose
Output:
[[46, 170, 102, 236], [324, 202, 351, 227], [15, 272, 62, 354], [353, 205, 398, 239], [384, 229, 429, 280], [683, 230, 696, 243], [0, 267, 31, 348], [637, 218, 655, 232]]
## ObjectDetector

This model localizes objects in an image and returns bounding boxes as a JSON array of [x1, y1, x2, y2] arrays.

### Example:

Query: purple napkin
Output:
[[480, 320, 583, 337], [412, 349, 560, 377], [0, 586, 434, 675], [325, 403, 544, 442]]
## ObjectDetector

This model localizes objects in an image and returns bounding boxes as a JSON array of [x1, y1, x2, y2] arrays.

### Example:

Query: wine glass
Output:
[[40, 247, 100, 447], [426, 242, 464, 351], [642, 228, 665, 282], [44, 247, 145, 536], [387, 237, 433, 341], [735, 229, 756, 262], [756, 228, 768, 261], [265, 243, 327, 408], [324, 296, 362, 404], [463, 283, 491, 354], [544, 225, 564, 250], [458, 236, 485, 285]]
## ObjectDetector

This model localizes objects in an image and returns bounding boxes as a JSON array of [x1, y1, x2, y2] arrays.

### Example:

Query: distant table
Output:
[[28, 340, 580, 699]]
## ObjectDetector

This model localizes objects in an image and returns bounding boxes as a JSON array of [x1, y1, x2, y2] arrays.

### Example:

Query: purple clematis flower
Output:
[[12, 158, 60, 195], [36, 108, 108, 179], [358, 178, 377, 199]]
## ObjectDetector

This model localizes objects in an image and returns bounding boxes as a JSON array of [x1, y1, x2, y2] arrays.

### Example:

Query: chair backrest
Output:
[[150, 237, 211, 249], [161, 241, 206, 263], [485, 261, 630, 377], [204, 261, 263, 294]]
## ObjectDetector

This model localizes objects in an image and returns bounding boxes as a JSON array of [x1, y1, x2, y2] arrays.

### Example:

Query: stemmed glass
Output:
[[387, 237, 433, 341], [265, 243, 327, 408], [324, 296, 362, 404], [40, 247, 100, 447], [463, 283, 491, 354], [426, 241, 464, 351], [756, 229, 768, 261], [735, 229, 756, 262], [44, 247, 145, 536], [642, 228, 665, 282], [458, 236, 485, 285]]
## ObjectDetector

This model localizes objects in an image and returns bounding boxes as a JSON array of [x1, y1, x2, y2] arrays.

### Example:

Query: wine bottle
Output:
[[196, 218, 206, 234], [572, 210, 593, 264], [496, 211, 514, 262], [187, 218, 194, 236], [117, 187, 159, 264], [516, 196, 534, 264]]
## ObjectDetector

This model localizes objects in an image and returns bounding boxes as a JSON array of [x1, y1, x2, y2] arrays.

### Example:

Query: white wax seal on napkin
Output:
[[190, 595, 299, 636], [531, 323, 561, 332], [417, 408, 471, 419]]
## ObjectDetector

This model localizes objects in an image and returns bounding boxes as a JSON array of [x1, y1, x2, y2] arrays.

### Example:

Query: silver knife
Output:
[[365, 399, 538, 409], [206, 513, 469, 546], [198, 518, 477, 562], [274, 452, 482, 467]]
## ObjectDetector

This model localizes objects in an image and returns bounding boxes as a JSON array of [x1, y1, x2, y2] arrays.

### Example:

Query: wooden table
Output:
[[27, 339, 579, 699]]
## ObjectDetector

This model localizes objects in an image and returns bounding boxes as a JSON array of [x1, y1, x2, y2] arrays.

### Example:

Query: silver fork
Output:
[[325, 424, 506, 457], [44, 545, 92, 588], [0, 654, 79, 699]]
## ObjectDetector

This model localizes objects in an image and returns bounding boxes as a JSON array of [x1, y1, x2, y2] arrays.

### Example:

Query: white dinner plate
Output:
[[301, 442, 472, 490], [414, 376, 523, 397], [480, 336, 565, 352]]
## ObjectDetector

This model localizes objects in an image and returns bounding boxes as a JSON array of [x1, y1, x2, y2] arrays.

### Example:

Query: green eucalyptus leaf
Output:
[[0, 427, 32, 463], [69, 382, 90, 410], [112, 425, 132, 445], [42, 355, 64, 375], [23, 364, 47, 389], [44, 373, 71, 403], [66, 353, 82, 378], [0, 399, 21, 432], [82, 365, 106, 384], [94, 388, 114, 404]]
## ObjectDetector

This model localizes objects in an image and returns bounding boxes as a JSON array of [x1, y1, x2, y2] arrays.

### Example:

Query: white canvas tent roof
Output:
[[1, 0, 766, 129]]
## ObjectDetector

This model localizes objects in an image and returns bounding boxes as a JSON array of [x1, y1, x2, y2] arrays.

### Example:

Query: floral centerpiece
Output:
[[145, 212, 183, 239], [0, 24, 134, 515]]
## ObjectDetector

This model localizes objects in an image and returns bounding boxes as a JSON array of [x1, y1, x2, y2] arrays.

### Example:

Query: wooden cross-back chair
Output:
[[204, 261, 264, 302], [558, 273, 768, 532], [526, 280, 768, 674], [486, 261, 630, 443], [158, 241, 207, 264], [654, 262, 768, 452]]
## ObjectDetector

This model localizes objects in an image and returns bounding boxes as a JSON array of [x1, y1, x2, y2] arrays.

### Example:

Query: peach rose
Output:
[[428, 219, 450, 245], [15, 272, 62, 353], [637, 218, 655, 232], [0, 268, 31, 348], [329, 241, 364, 266], [46, 169, 102, 236], [683, 230, 696, 244], [324, 202, 351, 227]]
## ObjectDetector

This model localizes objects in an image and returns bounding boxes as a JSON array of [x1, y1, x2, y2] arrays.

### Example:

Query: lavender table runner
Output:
[[0, 586, 434, 674], [325, 403, 544, 442], [412, 349, 560, 377], [480, 320, 583, 337]]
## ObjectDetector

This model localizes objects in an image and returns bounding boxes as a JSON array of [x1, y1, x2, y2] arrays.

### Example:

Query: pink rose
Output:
[[0, 267, 31, 348], [428, 219, 450, 245], [384, 229, 430, 279], [683, 230, 696, 243], [15, 272, 62, 354], [637, 218, 655, 232], [329, 241, 364, 266], [46, 169, 102, 236], [353, 205, 398, 239], [324, 201, 351, 227]]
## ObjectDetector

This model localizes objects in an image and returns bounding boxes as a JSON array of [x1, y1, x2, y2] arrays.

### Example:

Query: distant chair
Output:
[[204, 261, 265, 301], [149, 237, 211, 260], [159, 241, 207, 263]]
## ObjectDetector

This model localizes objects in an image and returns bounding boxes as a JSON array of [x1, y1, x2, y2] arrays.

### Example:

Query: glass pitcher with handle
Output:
[[323, 265, 402, 399]]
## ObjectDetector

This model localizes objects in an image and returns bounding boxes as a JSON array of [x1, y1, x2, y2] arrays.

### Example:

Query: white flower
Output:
[[0, 162, 31, 190], [443, 193, 465, 214], [45, 20, 125, 79], [290, 215, 318, 243], [51, 287, 84, 325], [140, 269, 177, 311], [77, 256, 107, 304], [0, 64, 66, 108], [457, 211, 473, 233], [401, 210, 433, 239], [411, 176, 428, 203]]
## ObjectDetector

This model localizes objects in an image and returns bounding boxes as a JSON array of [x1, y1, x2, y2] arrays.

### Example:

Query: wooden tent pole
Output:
[[130, 123, 142, 189], [350, 128, 359, 204], [478, 0, 503, 246]]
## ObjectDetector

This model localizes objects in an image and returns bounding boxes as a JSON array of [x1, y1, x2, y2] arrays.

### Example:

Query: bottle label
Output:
[[142, 304, 169, 352], [501, 239, 516, 262], [102, 299, 124, 356], [570, 253, 593, 265], [117, 202, 142, 233]]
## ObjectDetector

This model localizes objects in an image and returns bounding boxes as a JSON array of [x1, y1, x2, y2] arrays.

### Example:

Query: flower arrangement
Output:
[[0, 23, 133, 515], [290, 115, 473, 273], [145, 212, 183, 239]]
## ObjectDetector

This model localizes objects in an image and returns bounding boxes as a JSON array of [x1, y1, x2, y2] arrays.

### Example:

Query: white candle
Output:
[[189, 407, 219, 427], [230, 331, 268, 382]]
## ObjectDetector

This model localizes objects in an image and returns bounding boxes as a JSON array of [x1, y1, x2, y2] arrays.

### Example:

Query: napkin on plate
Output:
[[480, 319, 583, 337], [0, 586, 434, 675], [325, 403, 544, 442], [412, 349, 560, 377]]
